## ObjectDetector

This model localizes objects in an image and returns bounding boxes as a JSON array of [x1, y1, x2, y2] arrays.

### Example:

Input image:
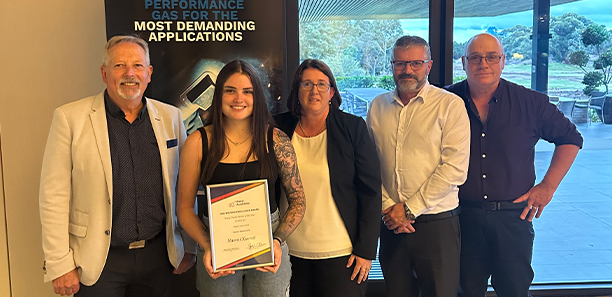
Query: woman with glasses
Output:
[[176, 60, 305, 297], [274, 59, 381, 297]]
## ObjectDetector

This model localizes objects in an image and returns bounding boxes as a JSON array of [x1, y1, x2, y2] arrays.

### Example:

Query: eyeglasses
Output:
[[465, 55, 503, 65], [390, 60, 431, 70], [300, 81, 331, 92]]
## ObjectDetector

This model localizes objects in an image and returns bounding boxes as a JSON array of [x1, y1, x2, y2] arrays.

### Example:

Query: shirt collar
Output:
[[104, 90, 148, 120], [462, 81, 474, 103], [463, 78, 504, 104], [392, 80, 430, 106]]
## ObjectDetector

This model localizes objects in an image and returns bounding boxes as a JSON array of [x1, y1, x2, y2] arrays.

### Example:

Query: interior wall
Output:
[[0, 1, 106, 296], [0, 124, 11, 296]]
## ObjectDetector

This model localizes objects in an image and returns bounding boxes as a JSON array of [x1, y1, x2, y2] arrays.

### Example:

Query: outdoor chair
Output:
[[557, 99, 576, 121], [573, 97, 591, 125], [588, 92, 607, 124], [549, 96, 559, 105]]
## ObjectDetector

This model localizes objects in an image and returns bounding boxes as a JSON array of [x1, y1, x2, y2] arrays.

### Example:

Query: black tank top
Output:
[[197, 126, 280, 218]]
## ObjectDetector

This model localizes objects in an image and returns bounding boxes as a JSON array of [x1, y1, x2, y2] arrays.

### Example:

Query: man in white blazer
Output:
[[39, 35, 197, 296]]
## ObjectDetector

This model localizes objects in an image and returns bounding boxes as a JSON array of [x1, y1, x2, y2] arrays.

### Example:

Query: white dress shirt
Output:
[[366, 81, 470, 217]]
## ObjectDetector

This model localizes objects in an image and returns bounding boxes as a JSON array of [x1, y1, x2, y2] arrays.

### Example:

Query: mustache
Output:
[[120, 77, 140, 84], [397, 74, 418, 80]]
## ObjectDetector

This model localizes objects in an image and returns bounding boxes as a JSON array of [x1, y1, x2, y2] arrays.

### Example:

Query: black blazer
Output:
[[274, 109, 382, 260]]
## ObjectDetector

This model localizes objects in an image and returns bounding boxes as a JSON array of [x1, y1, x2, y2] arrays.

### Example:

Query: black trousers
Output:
[[75, 235, 173, 297], [458, 206, 534, 297], [379, 215, 460, 297], [289, 255, 367, 297]]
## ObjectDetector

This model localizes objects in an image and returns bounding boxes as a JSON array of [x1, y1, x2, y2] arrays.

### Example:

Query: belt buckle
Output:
[[128, 239, 145, 249], [484, 201, 500, 211]]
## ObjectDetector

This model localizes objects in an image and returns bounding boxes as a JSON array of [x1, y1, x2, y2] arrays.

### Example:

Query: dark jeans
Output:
[[379, 215, 461, 297], [289, 255, 367, 297], [458, 206, 534, 297], [75, 235, 173, 297]]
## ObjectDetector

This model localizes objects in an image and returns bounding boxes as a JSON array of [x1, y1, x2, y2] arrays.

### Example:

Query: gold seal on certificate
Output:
[[207, 179, 274, 272]]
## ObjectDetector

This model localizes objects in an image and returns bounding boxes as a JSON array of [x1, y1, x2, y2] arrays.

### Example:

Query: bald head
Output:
[[464, 33, 504, 57], [462, 33, 506, 93]]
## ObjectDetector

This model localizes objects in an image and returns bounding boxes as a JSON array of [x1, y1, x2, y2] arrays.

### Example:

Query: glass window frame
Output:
[[286, 0, 612, 295]]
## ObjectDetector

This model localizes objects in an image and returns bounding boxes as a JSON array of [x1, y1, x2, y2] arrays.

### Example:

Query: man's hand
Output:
[[513, 144, 579, 222], [394, 222, 416, 234], [256, 239, 282, 273], [52, 268, 80, 296], [382, 203, 415, 233], [347, 254, 372, 284], [173, 252, 196, 274], [513, 182, 555, 221]]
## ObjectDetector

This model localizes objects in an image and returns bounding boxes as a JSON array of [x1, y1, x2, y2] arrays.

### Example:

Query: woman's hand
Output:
[[347, 254, 372, 284], [256, 239, 282, 273], [203, 246, 235, 279]]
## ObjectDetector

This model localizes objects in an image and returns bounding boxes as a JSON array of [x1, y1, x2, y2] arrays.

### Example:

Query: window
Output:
[[453, 10, 532, 86], [295, 0, 612, 290], [298, 3, 429, 118], [454, 0, 612, 285]]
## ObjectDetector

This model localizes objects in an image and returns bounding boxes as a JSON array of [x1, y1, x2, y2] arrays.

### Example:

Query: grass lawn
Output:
[[460, 61, 593, 91], [503, 61, 586, 72], [507, 79, 586, 90]]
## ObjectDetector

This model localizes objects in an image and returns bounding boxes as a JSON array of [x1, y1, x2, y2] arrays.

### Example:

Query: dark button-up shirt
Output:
[[104, 91, 165, 246], [446, 79, 583, 202]]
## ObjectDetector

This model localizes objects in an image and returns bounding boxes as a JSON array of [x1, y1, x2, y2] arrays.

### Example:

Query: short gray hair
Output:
[[393, 35, 431, 60], [102, 35, 150, 67]]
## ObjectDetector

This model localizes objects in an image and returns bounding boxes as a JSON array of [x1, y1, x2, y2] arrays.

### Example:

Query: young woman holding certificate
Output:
[[177, 60, 305, 297], [274, 59, 382, 297]]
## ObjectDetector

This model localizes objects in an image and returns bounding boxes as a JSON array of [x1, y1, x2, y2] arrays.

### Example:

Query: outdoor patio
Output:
[[532, 122, 612, 284], [369, 122, 612, 285]]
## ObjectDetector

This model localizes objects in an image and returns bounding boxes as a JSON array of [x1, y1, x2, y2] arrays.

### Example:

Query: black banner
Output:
[[104, 0, 285, 133]]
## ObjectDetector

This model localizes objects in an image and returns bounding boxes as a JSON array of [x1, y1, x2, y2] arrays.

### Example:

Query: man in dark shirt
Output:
[[39, 35, 196, 296], [446, 33, 583, 297]]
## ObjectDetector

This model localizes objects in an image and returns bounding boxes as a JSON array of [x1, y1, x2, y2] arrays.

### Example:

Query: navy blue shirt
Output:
[[104, 92, 165, 246], [446, 79, 583, 202]]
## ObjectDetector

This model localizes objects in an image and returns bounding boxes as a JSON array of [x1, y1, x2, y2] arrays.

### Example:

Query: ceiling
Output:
[[298, 0, 582, 22]]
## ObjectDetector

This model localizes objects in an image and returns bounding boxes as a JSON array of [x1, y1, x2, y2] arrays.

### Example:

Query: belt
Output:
[[110, 231, 164, 250], [461, 200, 527, 211], [414, 207, 461, 223]]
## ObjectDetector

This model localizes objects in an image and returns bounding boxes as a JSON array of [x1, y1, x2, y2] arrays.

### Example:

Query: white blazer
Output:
[[39, 91, 197, 285]]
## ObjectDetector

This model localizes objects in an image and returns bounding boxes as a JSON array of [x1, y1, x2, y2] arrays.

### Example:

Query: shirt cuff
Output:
[[382, 199, 397, 212], [405, 192, 428, 217], [43, 250, 76, 283]]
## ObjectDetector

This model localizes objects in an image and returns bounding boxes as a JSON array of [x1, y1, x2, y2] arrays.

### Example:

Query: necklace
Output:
[[225, 133, 252, 146], [298, 120, 326, 138]]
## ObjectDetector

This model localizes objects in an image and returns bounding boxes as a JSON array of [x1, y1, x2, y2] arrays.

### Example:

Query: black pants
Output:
[[458, 207, 534, 297], [289, 255, 367, 297], [75, 235, 173, 297], [379, 215, 460, 297]]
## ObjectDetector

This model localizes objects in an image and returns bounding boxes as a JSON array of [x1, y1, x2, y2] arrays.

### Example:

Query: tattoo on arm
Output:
[[272, 128, 305, 242]]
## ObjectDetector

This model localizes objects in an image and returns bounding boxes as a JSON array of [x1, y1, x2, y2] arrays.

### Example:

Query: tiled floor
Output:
[[370, 122, 612, 285], [532, 122, 612, 283]]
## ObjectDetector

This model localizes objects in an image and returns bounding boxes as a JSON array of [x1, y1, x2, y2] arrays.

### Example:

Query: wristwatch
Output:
[[403, 203, 416, 221]]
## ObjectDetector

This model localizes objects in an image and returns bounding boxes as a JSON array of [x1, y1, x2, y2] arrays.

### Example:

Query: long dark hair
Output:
[[287, 59, 342, 118], [200, 60, 275, 185]]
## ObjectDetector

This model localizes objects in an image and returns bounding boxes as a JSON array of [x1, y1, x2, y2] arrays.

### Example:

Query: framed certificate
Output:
[[206, 179, 274, 272]]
